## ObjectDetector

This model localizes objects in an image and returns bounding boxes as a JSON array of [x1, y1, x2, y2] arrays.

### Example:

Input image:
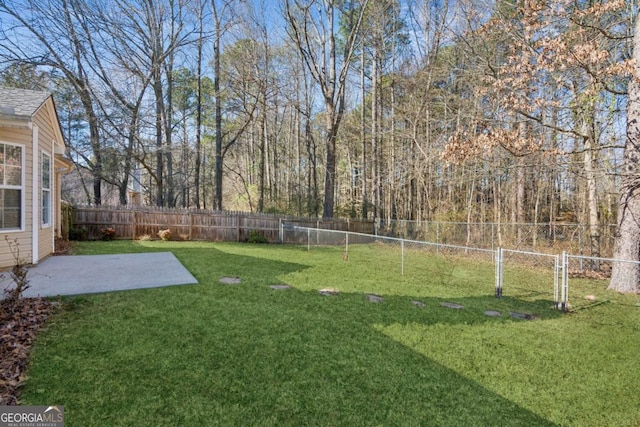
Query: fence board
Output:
[[68, 206, 373, 243]]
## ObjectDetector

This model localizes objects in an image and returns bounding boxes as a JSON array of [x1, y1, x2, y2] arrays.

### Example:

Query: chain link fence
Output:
[[497, 248, 560, 308], [282, 225, 495, 276], [282, 224, 636, 313], [375, 220, 617, 258]]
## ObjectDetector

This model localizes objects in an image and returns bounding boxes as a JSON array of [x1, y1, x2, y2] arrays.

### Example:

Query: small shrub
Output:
[[138, 234, 152, 241], [101, 227, 116, 241], [69, 227, 88, 241], [54, 237, 73, 255], [158, 229, 172, 241], [247, 230, 268, 244], [1, 237, 30, 314]]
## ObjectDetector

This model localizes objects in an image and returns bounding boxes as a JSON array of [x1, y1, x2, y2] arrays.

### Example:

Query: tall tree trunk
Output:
[[153, 72, 164, 207], [583, 115, 601, 260], [305, 108, 319, 217], [371, 49, 378, 220], [181, 110, 188, 208], [389, 66, 397, 221], [584, 137, 600, 258], [195, 2, 204, 208], [516, 120, 527, 243], [259, 92, 267, 212], [361, 46, 367, 219], [323, 105, 337, 218], [164, 57, 175, 207], [80, 88, 102, 205], [213, 0, 223, 210], [149, 0, 164, 207], [295, 105, 302, 215], [119, 127, 136, 206], [609, 16, 640, 292]]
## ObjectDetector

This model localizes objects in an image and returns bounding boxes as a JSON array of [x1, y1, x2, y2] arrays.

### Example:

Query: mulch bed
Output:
[[0, 297, 57, 405]]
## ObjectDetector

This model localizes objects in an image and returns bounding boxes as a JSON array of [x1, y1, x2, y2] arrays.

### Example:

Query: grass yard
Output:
[[20, 240, 640, 426]]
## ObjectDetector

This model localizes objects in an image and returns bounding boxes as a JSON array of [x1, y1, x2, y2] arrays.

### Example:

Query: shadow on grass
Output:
[[237, 286, 561, 425], [29, 244, 561, 426]]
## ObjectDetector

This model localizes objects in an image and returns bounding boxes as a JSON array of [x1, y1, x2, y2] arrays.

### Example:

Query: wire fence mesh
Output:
[[562, 255, 640, 310], [376, 220, 617, 258], [285, 226, 495, 270], [499, 249, 560, 308], [282, 223, 635, 313]]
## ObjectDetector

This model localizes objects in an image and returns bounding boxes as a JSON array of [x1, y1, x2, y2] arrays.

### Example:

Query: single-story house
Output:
[[0, 86, 72, 268]]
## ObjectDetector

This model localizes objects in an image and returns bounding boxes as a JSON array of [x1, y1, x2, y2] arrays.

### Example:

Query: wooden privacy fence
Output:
[[69, 206, 375, 242]]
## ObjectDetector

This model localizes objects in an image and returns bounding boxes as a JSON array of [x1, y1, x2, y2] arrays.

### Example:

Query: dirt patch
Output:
[[1, 297, 57, 405], [219, 277, 242, 285]]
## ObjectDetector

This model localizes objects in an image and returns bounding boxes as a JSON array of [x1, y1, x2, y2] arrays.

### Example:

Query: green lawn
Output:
[[21, 241, 640, 426]]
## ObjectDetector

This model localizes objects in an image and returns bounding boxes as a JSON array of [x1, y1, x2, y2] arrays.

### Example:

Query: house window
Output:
[[0, 143, 23, 230], [42, 152, 51, 227]]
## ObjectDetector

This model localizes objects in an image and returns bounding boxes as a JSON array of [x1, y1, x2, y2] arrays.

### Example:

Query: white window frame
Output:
[[41, 150, 52, 228], [0, 141, 25, 232]]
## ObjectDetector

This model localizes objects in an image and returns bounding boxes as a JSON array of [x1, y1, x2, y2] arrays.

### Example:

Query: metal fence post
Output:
[[561, 251, 568, 312], [495, 247, 503, 298], [401, 239, 405, 275], [554, 254, 560, 310], [345, 232, 349, 257], [307, 228, 310, 252], [578, 226, 584, 271], [491, 223, 494, 251]]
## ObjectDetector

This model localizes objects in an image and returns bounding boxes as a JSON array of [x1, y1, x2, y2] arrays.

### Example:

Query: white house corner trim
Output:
[[32, 126, 39, 264], [51, 146, 55, 249]]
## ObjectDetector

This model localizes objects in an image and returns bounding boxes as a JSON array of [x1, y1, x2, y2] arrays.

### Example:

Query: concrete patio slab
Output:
[[1, 252, 198, 297]]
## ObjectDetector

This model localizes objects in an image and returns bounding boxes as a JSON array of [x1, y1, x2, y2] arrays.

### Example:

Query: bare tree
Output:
[[0, 0, 104, 204], [285, 0, 369, 218], [194, 0, 207, 208]]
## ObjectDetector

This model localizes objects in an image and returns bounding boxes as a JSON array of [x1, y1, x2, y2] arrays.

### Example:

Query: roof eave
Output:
[[0, 114, 31, 129]]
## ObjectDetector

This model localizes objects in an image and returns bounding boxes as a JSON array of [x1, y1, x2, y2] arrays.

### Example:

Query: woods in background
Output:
[[0, 0, 637, 289]]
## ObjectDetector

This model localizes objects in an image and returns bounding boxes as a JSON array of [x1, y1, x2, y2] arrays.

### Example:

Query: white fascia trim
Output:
[[32, 126, 39, 264]]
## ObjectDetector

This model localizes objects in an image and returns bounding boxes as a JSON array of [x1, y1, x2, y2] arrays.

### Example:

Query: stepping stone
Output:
[[220, 277, 242, 285], [484, 310, 502, 317], [319, 288, 339, 296], [367, 294, 383, 303], [440, 302, 464, 310], [509, 312, 538, 320], [411, 300, 426, 309], [270, 285, 291, 290]]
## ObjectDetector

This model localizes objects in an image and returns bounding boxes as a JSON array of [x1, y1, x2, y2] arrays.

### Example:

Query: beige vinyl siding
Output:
[[33, 108, 54, 261], [54, 160, 65, 237], [0, 97, 66, 269], [0, 126, 32, 268]]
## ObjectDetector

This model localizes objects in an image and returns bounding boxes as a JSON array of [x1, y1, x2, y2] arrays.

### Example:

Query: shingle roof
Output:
[[0, 86, 51, 118]]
